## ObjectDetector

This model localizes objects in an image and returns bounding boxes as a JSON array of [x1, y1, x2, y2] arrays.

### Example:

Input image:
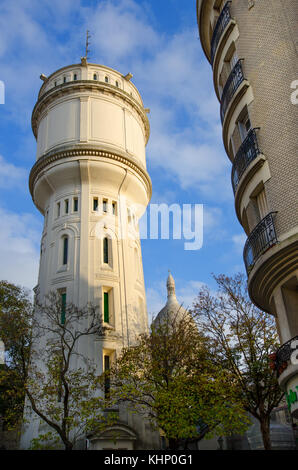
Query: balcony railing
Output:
[[271, 336, 298, 377], [231, 128, 261, 194], [211, 2, 232, 65], [220, 59, 245, 123], [243, 212, 278, 273]]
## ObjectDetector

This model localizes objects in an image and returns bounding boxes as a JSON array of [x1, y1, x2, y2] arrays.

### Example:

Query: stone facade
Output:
[[197, 0, 298, 417]]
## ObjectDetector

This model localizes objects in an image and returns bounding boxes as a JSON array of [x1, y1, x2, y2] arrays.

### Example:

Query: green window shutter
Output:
[[61, 293, 66, 325], [103, 237, 109, 264], [104, 292, 109, 323]]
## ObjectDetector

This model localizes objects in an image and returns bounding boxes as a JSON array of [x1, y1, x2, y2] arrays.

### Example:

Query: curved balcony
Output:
[[244, 212, 278, 274], [231, 128, 261, 194], [211, 1, 232, 65], [272, 336, 298, 378], [220, 59, 245, 124]]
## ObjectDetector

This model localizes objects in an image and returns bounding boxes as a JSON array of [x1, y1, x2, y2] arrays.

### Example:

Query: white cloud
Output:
[[0, 155, 28, 190], [0, 207, 41, 290], [232, 233, 246, 251], [87, 0, 159, 63]]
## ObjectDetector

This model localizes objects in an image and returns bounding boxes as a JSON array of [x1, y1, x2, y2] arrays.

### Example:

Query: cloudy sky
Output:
[[0, 0, 246, 319]]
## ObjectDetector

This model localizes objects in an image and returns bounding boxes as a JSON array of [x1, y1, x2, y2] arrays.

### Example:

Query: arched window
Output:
[[105, 76, 109, 83], [93, 73, 97, 80], [103, 237, 109, 264], [62, 236, 68, 265]]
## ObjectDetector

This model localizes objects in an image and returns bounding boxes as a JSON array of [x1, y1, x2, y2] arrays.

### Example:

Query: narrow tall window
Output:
[[103, 237, 109, 264], [57, 202, 60, 217], [65, 199, 69, 214], [93, 73, 97, 80], [61, 292, 66, 325], [73, 197, 78, 212], [104, 292, 109, 323], [74, 73, 77, 81], [63, 76, 66, 83], [103, 199, 108, 213], [104, 354, 110, 398], [93, 197, 98, 211], [105, 76, 109, 83], [115, 81, 119, 87], [112, 202, 116, 215], [63, 237, 68, 265]]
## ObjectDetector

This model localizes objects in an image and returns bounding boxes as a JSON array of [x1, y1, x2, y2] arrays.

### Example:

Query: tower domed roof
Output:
[[152, 272, 189, 326]]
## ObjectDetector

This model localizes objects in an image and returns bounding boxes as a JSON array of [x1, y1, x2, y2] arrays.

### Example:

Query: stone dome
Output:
[[152, 272, 189, 326]]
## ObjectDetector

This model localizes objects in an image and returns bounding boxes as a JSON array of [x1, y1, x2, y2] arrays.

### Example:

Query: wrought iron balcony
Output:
[[220, 59, 245, 123], [231, 128, 261, 194], [211, 2, 232, 65], [243, 212, 278, 274], [270, 336, 298, 377]]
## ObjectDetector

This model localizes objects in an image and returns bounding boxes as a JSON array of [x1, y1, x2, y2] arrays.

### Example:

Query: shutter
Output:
[[61, 293, 66, 325]]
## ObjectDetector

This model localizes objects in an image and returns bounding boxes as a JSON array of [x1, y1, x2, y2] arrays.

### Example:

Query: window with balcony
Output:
[[211, 1, 232, 64], [220, 59, 245, 123]]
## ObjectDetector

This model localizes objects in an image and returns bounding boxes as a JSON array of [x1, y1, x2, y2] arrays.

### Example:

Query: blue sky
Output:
[[0, 0, 246, 318]]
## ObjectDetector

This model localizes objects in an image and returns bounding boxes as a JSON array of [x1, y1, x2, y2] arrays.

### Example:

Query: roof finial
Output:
[[85, 29, 91, 61], [167, 271, 176, 299]]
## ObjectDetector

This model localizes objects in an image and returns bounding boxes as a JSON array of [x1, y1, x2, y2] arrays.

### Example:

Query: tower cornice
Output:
[[29, 144, 152, 202]]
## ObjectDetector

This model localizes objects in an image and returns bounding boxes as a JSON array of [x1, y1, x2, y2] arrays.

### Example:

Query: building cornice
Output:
[[29, 145, 152, 202]]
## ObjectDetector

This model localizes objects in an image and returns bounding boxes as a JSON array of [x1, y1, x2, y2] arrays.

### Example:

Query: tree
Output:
[[107, 309, 250, 449], [22, 291, 117, 450], [0, 281, 33, 430], [192, 273, 284, 450]]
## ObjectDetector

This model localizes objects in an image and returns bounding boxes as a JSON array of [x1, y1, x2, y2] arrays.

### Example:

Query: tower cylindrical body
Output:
[[21, 62, 159, 449], [197, 0, 298, 416]]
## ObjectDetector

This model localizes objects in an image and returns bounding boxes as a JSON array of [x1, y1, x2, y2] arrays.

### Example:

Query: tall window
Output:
[[105, 76, 109, 83], [61, 292, 66, 325], [112, 202, 116, 215], [104, 354, 110, 398], [103, 237, 109, 264], [73, 197, 78, 212], [63, 236, 68, 265], [104, 292, 109, 323], [57, 202, 60, 217], [65, 199, 69, 214], [93, 197, 98, 211], [73, 73, 77, 81], [93, 73, 97, 80], [103, 199, 108, 212]]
